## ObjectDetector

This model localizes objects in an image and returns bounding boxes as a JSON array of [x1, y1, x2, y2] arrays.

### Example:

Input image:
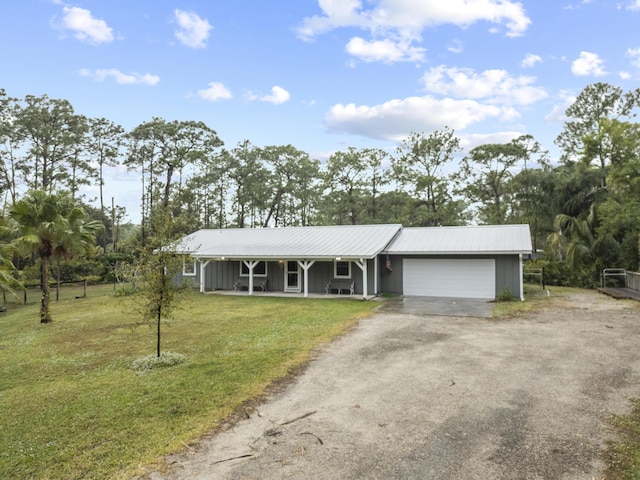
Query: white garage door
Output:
[[403, 259, 495, 299]]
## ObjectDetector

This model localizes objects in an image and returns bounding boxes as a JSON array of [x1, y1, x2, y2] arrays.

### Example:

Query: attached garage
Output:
[[402, 258, 495, 299], [380, 225, 532, 301]]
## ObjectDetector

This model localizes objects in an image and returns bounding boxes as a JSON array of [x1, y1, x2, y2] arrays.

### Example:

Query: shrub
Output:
[[497, 287, 514, 302]]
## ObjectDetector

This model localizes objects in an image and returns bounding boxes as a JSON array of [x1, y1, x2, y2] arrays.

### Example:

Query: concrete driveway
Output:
[[147, 291, 640, 480], [377, 295, 494, 318]]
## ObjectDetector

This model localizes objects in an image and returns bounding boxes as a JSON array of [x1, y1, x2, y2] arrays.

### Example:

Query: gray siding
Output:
[[378, 255, 404, 295], [495, 255, 521, 297], [310, 260, 373, 295], [377, 254, 522, 297], [175, 269, 199, 289], [205, 260, 237, 290]]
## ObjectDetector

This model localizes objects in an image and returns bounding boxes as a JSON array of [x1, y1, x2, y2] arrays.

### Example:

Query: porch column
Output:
[[243, 260, 259, 295], [199, 259, 212, 293], [519, 254, 524, 301], [355, 259, 368, 299], [374, 255, 379, 295], [297, 260, 316, 298]]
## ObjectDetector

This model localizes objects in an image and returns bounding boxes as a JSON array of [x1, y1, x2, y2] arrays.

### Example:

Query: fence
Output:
[[523, 267, 544, 289], [601, 268, 627, 288], [3, 279, 88, 306], [627, 271, 640, 291], [600, 269, 640, 291]]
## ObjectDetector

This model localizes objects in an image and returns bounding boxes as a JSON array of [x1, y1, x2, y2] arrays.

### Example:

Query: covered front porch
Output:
[[190, 257, 380, 300]]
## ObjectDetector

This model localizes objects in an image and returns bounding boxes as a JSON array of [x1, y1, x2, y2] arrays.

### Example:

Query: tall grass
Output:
[[0, 287, 375, 479]]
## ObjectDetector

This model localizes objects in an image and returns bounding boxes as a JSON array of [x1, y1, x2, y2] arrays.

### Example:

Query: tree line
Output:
[[1, 81, 640, 302]]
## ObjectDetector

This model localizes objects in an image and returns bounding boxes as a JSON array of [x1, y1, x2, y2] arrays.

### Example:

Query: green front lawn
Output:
[[0, 287, 376, 479]]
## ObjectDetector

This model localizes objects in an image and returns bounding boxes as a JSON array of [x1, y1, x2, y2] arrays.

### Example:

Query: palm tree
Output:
[[9, 190, 103, 323], [0, 223, 21, 302], [550, 205, 621, 286]]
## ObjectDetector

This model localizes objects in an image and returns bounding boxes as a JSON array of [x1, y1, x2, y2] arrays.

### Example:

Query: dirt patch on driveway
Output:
[[143, 291, 640, 480]]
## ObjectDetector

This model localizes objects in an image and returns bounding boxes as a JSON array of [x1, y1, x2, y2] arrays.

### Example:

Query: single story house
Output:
[[174, 223, 532, 301]]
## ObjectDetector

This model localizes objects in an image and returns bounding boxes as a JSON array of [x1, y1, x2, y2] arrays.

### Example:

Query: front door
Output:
[[284, 261, 301, 293]]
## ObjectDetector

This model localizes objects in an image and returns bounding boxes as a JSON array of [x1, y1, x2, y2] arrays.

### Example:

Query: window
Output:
[[334, 260, 351, 278], [240, 261, 267, 277], [183, 259, 196, 276]]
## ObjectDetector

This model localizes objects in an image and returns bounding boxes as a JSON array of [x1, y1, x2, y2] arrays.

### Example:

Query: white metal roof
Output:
[[385, 224, 532, 255], [176, 224, 403, 260]]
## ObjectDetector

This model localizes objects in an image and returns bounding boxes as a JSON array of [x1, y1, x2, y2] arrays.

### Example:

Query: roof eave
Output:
[[384, 250, 532, 255], [190, 254, 378, 261]]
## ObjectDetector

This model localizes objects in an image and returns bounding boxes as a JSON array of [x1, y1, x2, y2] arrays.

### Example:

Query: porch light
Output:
[[335, 257, 341, 261]]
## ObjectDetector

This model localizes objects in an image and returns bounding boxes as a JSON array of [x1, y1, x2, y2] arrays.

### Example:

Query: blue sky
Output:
[[3, 0, 640, 221]]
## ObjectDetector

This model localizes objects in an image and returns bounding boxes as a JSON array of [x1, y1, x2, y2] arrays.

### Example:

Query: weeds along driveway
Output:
[[148, 291, 640, 480]]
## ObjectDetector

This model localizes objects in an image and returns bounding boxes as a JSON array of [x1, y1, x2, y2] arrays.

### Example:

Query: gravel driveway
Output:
[[146, 291, 640, 479]]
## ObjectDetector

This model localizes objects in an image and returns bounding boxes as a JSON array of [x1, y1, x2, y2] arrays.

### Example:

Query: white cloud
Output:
[[626, 0, 640, 11], [261, 86, 291, 104], [565, 0, 595, 10], [619, 48, 640, 79], [296, 0, 366, 40], [296, 1, 530, 64], [174, 9, 212, 48], [297, 0, 531, 41], [197, 82, 232, 101], [422, 65, 548, 105], [447, 39, 463, 54], [544, 89, 575, 123], [460, 131, 525, 150], [571, 51, 607, 76], [325, 95, 517, 142], [244, 86, 291, 104], [79, 68, 160, 85], [244, 85, 291, 105], [627, 47, 640, 68], [345, 36, 425, 63], [243, 91, 259, 102], [521, 53, 542, 68], [54, 6, 113, 44]]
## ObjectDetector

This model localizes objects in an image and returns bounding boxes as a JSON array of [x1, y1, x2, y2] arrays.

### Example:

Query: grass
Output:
[[492, 283, 590, 318], [606, 398, 640, 479], [0, 286, 376, 479]]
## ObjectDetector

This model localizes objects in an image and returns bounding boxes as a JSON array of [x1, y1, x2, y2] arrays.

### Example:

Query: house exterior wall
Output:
[[268, 262, 285, 291], [204, 260, 237, 290], [378, 255, 404, 294], [377, 254, 522, 298], [176, 266, 199, 290], [305, 260, 374, 294], [307, 262, 333, 293], [180, 254, 521, 298], [494, 255, 521, 298]]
